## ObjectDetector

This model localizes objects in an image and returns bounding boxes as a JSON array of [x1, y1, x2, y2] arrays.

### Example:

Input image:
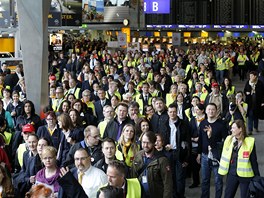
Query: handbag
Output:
[[248, 176, 264, 197]]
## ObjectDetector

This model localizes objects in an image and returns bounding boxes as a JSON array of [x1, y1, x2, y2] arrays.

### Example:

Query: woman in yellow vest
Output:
[[237, 49, 249, 81], [187, 71, 199, 94], [116, 124, 139, 167], [148, 81, 161, 98], [250, 48, 260, 71], [166, 84, 178, 107], [221, 77, 236, 101], [218, 120, 259, 198], [215, 53, 226, 84]]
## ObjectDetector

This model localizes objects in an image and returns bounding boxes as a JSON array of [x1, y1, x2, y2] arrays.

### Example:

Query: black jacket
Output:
[[6, 101, 23, 126], [12, 114, 42, 160], [103, 117, 133, 141], [58, 168, 88, 198], [37, 125, 62, 149], [166, 118, 191, 163], [63, 140, 103, 168], [13, 152, 42, 197], [150, 111, 170, 144], [94, 99, 111, 122], [244, 79, 264, 118]]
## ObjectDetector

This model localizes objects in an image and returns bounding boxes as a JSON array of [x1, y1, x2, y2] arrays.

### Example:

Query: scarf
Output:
[[172, 93, 177, 101], [249, 80, 257, 95], [121, 141, 131, 158], [35, 167, 60, 193]]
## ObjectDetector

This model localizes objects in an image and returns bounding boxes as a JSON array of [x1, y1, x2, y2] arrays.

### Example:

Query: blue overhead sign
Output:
[[144, 0, 170, 14], [213, 25, 248, 29], [251, 25, 264, 29]]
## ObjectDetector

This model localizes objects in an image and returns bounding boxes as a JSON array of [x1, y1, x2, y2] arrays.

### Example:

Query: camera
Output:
[[230, 103, 237, 111]]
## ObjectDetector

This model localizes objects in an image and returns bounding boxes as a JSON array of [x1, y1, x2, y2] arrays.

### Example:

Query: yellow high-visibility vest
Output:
[[218, 136, 255, 177], [126, 178, 141, 198]]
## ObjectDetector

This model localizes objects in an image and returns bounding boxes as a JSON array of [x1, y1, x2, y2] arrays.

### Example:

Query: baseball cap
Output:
[[49, 75, 56, 81], [211, 82, 219, 88], [22, 124, 35, 133]]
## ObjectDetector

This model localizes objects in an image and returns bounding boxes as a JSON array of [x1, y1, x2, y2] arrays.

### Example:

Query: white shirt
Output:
[[101, 99, 106, 106], [169, 119, 177, 149], [177, 104, 183, 119], [80, 166, 108, 198], [16, 72, 23, 80], [143, 94, 149, 101]]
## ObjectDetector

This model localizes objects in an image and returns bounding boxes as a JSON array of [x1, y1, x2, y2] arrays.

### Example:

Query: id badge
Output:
[[142, 175, 147, 183]]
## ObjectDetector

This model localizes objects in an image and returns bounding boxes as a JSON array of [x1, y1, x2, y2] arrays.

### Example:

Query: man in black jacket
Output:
[[165, 103, 191, 198], [94, 137, 116, 173], [150, 97, 170, 144], [63, 125, 103, 167], [94, 88, 111, 122], [197, 103, 228, 198], [103, 102, 132, 141]]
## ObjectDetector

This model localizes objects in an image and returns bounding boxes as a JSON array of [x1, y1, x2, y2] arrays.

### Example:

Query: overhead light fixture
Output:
[[123, 19, 129, 26]]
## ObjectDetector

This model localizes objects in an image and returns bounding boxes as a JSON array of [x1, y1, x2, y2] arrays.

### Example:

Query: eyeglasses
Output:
[[42, 157, 55, 161], [74, 157, 89, 161], [83, 95, 90, 97]]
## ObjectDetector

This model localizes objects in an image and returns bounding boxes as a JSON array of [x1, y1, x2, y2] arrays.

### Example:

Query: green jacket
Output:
[[131, 150, 173, 198]]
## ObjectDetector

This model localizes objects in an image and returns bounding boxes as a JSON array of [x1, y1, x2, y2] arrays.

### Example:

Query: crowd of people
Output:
[[0, 37, 263, 198]]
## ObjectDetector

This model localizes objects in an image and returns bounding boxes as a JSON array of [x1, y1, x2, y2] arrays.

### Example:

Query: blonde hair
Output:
[[118, 124, 138, 156], [42, 146, 57, 158]]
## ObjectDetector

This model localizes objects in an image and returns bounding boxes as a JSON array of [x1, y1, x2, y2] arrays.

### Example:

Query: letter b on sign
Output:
[[144, 0, 170, 14], [153, 2, 158, 11]]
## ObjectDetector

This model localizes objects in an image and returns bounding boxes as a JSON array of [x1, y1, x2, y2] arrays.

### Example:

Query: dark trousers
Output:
[[170, 150, 186, 198], [224, 174, 251, 198], [238, 65, 246, 81], [190, 151, 200, 185], [247, 109, 259, 132]]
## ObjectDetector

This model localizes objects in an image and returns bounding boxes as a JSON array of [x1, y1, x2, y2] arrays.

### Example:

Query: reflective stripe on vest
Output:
[[218, 135, 254, 177], [226, 86, 235, 97]]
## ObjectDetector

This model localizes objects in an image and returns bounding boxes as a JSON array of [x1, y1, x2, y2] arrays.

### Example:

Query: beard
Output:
[[143, 146, 154, 154]]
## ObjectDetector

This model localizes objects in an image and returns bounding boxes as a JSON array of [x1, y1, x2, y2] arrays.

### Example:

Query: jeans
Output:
[[216, 70, 225, 84], [247, 109, 258, 132], [201, 153, 223, 198], [170, 150, 186, 198]]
